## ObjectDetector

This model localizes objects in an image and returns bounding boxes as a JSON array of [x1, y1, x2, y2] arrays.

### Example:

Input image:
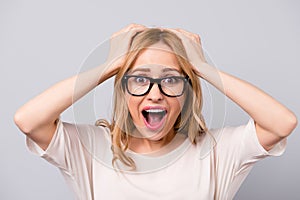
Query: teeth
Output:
[[145, 109, 165, 113]]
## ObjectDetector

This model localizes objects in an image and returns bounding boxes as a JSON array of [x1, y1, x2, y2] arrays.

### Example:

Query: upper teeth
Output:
[[145, 109, 165, 113]]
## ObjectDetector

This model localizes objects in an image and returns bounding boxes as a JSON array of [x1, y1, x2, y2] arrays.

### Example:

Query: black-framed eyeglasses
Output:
[[122, 75, 190, 97]]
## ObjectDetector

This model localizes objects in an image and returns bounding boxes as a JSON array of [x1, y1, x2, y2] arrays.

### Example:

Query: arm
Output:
[[14, 24, 146, 150], [171, 28, 297, 151], [202, 64, 297, 150], [14, 64, 108, 150]]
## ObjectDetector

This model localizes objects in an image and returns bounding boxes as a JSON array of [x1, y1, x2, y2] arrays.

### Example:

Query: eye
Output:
[[136, 77, 146, 82], [163, 77, 178, 84], [133, 76, 149, 85]]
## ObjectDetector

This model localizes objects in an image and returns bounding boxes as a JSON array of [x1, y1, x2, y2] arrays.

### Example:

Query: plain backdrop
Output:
[[1, 0, 299, 199]]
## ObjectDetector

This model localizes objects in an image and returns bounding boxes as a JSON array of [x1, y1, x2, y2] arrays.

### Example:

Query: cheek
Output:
[[170, 96, 186, 112], [167, 97, 186, 124], [126, 94, 141, 118]]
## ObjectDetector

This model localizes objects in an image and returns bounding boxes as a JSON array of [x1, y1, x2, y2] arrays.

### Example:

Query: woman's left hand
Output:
[[167, 28, 210, 78], [169, 29, 297, 151]]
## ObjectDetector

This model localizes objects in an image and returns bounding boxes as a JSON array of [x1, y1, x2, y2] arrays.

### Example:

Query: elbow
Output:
[[281, 112, 298, 138], [14, 110, 32, 135], [290, 113, 298, 132]]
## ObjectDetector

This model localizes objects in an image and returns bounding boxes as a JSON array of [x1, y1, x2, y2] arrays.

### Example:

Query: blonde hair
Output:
[[96, 28, 208, 170]]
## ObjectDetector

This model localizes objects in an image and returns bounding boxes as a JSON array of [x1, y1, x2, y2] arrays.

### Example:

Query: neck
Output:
[[128, 129, 181, 154]]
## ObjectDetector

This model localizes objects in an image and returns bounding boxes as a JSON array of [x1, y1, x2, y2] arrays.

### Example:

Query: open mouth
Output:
[[142, 108, 167, 131]]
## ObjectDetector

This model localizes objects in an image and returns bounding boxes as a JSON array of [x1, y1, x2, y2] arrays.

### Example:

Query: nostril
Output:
[[147, 84, 164, 100]]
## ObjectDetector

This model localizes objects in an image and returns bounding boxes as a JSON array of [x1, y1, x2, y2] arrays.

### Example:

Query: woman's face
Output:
[[125, 42, 186, 141]]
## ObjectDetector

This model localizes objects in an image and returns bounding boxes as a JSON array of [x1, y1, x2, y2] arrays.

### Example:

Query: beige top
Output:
[[26, 118, 286, 200]]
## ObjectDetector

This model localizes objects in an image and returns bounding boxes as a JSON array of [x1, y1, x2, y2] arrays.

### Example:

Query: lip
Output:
[[142, 105, 168, 111], [141, 106, 168, 131]]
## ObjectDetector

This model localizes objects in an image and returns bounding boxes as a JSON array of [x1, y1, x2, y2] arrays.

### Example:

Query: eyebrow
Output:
[[162, 68, 181, 73], [130, 68, 151, 73], [130, 67, 181, 74]]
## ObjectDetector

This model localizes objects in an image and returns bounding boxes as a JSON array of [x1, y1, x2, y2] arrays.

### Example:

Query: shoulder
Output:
[[67, 122, 110, 134], [208, 120, 255, 147], [194, 120, 253, 159], [61, 121, 111, 145]]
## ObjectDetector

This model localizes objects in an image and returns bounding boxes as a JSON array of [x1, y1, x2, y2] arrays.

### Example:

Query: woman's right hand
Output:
[[14, 24, 146, 150], [104, 24, 146, 80]]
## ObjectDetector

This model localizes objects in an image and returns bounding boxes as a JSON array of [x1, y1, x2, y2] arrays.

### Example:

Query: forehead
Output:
[[132, 43, 181, 72]]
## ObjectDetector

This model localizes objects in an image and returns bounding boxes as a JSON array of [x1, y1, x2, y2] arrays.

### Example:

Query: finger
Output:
[[120, 23, 144, 32], [168, 28, 201, 45], [112, 24, 146, 38], [165, 28, 192, 41], [168, 28, 207, 62], [123, 24, 147, 36], [176, 28, 201, 43], [125, 23, 146, 31]]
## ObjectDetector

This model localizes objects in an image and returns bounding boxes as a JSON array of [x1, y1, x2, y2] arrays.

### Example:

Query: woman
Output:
[[14, 24, 297, 199]]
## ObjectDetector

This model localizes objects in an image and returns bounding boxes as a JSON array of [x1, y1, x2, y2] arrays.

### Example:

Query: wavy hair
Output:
[[96, 28, 207, 170]]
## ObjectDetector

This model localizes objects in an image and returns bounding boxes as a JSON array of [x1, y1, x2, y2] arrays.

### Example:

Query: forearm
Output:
[[200, 63, 297, 137], [14, 62, 110, 133]]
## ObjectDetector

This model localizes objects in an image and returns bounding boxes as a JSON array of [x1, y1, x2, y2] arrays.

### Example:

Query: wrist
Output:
[[193, 63, 212, 78]]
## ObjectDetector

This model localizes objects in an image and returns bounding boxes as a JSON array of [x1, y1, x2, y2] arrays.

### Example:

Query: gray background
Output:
[[1, 0, 299, 199]]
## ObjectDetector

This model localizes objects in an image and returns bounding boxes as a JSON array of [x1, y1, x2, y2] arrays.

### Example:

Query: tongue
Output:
[[147, 113, 163, 126]]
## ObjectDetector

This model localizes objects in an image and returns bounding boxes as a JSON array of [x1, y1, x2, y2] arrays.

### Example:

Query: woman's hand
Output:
[[167, 28, 209, 78], [14, 24, 148, 150], [104, 24, 146, 79], [169, 28, 297, 151]]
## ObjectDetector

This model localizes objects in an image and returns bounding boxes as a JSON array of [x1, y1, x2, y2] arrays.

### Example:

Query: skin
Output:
[[14, 24, 297, 155], [14, 24, 147, 150], [169, 28, 297, 151], [125, 43, 186, 153]]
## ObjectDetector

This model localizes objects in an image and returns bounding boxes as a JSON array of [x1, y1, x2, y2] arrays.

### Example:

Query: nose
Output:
[[146, 83, 163, 101]]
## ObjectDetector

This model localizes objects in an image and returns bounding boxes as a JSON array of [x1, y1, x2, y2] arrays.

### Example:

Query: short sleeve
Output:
[[236, 118, 287, 173], [26, 119, 71, 172], [211, 118, 287, 199], [26, 119, 111, 174], [26, 119, 111, 200]]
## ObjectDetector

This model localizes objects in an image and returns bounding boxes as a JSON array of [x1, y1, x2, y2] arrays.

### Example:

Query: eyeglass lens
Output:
[[125, 76, 186, 97]]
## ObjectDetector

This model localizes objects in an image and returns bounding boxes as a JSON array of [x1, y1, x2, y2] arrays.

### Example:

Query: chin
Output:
[[133, 123, 172, 141]]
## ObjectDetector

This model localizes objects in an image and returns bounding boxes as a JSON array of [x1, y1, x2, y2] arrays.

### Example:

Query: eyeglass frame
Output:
[[121, 75, 190, 97]]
